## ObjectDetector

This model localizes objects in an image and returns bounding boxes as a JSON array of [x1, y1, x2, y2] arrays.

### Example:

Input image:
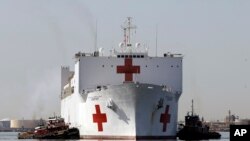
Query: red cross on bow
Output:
[[117, 58, 140, 82], [160, 105, 171, 132], [92, 105, 107, 132]]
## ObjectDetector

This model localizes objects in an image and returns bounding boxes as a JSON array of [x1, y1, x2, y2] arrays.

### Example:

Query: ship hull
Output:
[[61, 83, 181, 139]]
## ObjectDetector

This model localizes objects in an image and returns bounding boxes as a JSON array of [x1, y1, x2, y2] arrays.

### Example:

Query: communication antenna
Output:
[[191, 99, 194, 116], [155, 24, 158, 57], [94, 20, 98, 52]]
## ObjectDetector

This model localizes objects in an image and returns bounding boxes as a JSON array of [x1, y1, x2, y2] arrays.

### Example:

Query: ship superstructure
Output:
[[61, 17, 183, 139]]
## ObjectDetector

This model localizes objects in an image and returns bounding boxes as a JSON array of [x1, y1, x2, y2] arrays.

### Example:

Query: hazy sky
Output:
[[0, 0, 250, 121]]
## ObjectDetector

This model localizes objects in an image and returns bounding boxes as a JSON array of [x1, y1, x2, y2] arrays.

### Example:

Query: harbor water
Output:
[[0, 132, 229, 141]]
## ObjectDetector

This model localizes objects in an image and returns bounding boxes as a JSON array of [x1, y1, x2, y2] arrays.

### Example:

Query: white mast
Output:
[[121, 17, 136, 47]]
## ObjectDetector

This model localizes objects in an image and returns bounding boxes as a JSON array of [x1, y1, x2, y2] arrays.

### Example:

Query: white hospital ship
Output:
[[61, 17, 183, 139]]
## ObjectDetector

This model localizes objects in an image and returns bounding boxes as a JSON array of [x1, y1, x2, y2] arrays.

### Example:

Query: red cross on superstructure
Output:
[[117, 58, 140, 82], [92, 105, 107, 132], [160, 105, 171, 132]]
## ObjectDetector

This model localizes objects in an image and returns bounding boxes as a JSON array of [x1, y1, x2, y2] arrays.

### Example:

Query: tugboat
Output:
[[18, 116, 79, 139], [177, 100, 221, 140]]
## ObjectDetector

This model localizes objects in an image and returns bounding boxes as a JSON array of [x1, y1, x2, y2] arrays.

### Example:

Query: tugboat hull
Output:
[[34, 128, 80, 139], [18, 128, 80, 139], [177, 128, 221, 140]]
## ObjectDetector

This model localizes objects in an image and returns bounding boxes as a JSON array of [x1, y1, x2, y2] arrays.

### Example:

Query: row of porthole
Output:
[[117, 55, 145, 58], [101, 65, 180, 68]]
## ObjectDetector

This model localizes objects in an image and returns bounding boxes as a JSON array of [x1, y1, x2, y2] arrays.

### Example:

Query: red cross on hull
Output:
[[160, 105, 171, 132], [93, 105, 107, 132], [117, 58, 140, 82]]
